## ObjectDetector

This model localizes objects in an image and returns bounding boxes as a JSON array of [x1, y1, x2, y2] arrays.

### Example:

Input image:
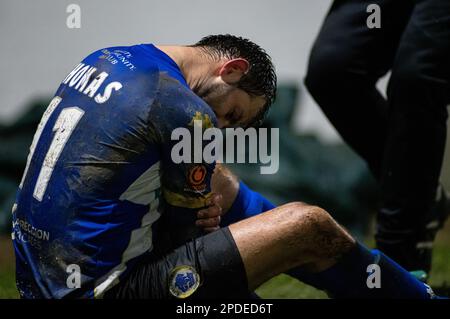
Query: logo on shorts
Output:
[[187, 165, 207, 191], [169, 265, 200, 298]]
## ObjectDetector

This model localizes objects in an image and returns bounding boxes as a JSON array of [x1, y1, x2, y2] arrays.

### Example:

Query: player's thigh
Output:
[[104, 227, 250, 299], [228, 202, 355, 290], [308, 0, 413, 80]]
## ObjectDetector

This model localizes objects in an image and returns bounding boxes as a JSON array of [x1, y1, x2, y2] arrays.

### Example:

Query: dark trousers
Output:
[[305, 0, 450, 270]]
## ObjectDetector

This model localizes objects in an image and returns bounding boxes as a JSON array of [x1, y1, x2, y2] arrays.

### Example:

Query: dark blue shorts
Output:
[[104, 227, 250, 299]]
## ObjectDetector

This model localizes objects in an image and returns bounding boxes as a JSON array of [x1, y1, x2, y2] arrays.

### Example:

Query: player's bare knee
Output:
[[308, 207, 355, 259], [284, 202, 332, 231], [286, 202, 355, 258]]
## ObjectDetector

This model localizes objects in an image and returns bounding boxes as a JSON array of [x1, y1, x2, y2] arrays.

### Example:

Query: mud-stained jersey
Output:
[[11, 44, 216, 298]]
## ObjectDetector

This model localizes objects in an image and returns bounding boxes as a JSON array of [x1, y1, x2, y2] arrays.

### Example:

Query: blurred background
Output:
[[0, 0, 449, 298]]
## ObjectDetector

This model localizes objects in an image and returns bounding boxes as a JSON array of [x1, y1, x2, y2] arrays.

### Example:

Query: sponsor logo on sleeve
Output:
[[187, 164, 207, 192]]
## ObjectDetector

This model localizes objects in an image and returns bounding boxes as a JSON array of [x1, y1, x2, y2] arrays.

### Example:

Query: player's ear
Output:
[[218, 58, 249, 85]]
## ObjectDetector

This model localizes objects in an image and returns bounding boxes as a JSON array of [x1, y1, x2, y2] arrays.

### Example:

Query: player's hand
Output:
[[196, 193, 223, 233]]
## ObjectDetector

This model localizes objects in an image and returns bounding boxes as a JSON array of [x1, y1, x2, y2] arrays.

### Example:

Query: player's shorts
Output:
[[104, 227, 250, 299]]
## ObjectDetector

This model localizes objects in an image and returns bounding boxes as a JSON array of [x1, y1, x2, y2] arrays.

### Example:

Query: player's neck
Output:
[[156, 45, 219, 91]]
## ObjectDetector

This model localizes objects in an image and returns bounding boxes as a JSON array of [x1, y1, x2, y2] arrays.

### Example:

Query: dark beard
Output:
[[194, 83, 214, 100]]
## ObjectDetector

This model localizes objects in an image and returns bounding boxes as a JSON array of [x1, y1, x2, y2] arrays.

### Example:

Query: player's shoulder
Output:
[[152, 73, 217, 129], [79, 44, 162, 90], [57, 44, 162, 105], [83, 44, 158, 72]]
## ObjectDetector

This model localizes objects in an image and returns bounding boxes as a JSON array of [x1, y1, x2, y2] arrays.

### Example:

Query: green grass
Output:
[[0, 236, 19, 299], [428, 246, 450, 290], [0, 269, 19, 299], [256, 274, 328, 298]]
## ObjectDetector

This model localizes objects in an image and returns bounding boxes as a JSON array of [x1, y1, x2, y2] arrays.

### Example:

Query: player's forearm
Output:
[[211, 163, 240, 213], [211, 164, 276, 225]]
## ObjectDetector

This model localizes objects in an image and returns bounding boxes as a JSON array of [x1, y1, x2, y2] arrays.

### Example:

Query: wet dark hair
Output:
[[192, 34, 277, 127]]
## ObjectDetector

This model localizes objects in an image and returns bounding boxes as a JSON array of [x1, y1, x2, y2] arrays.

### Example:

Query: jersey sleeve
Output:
[[148, 75, 218, 247]]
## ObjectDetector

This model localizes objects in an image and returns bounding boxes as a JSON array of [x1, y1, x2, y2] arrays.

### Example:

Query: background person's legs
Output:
[[377, 0, 450, 272], [305, 0, 413, 178], [305, 0, 450, 273]]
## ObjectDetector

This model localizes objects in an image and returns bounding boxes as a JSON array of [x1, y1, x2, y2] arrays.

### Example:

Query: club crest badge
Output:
[[168, 265, 200, 298]]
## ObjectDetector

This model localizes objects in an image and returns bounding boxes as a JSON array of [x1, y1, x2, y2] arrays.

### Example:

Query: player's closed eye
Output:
[[226, 109, 243, 126]]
